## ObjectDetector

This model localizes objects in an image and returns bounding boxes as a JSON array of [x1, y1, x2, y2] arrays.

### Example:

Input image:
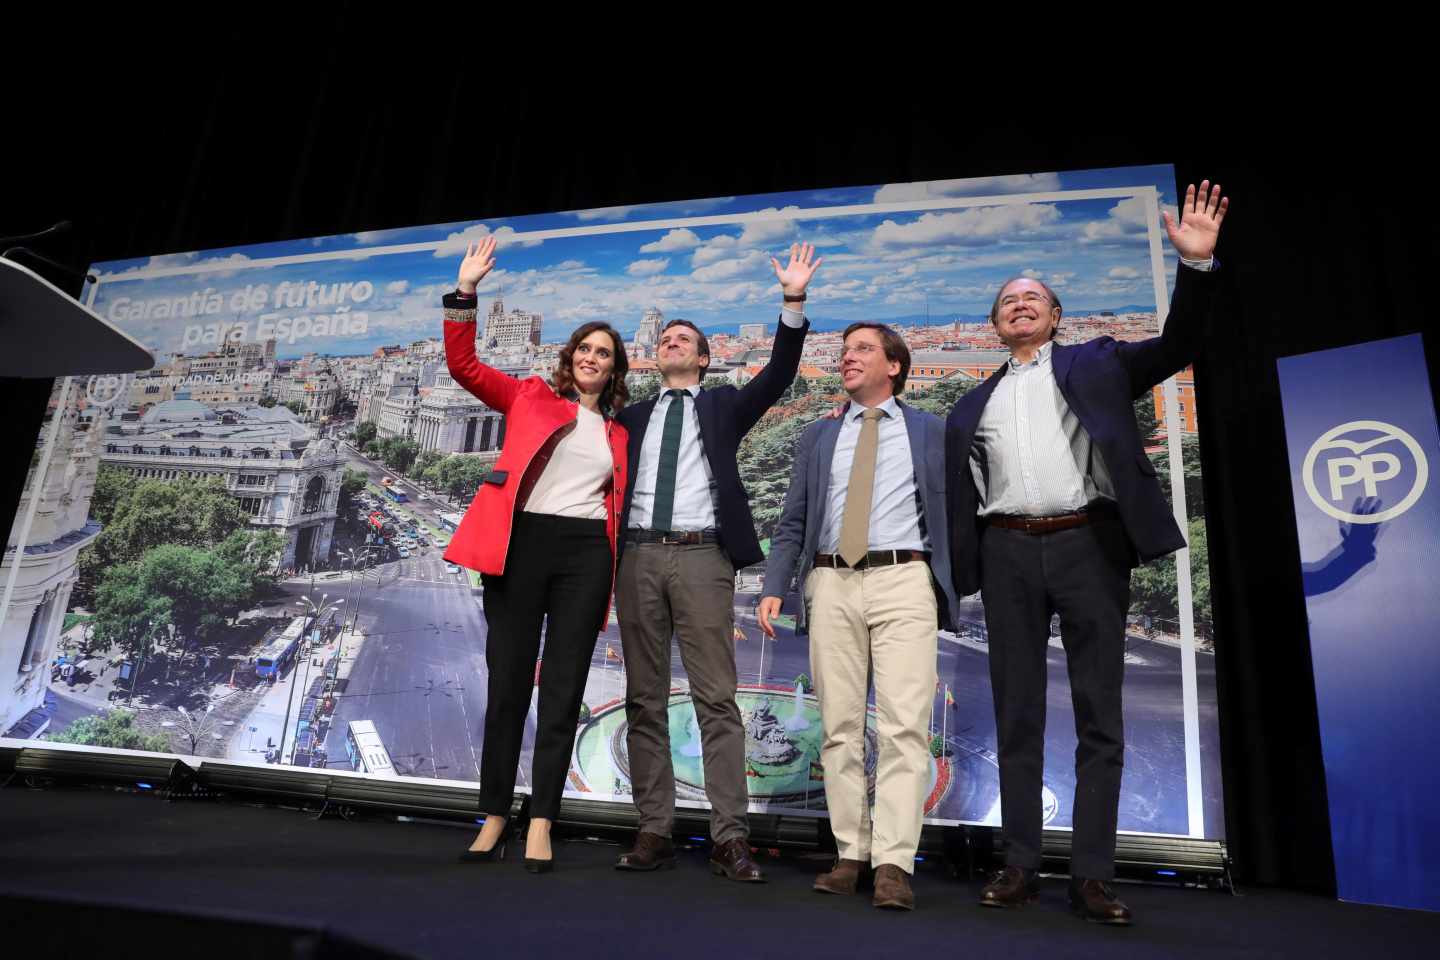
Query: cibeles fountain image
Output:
[[569, 681, 1054, 821]]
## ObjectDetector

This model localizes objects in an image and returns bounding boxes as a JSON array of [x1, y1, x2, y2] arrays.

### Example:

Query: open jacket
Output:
[[759, 398, 957, 635], [439, 294, 629, 617], [944, 264, 1218, 598]]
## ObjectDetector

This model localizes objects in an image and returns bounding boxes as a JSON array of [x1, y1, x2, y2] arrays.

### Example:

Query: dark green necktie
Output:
[[651, 388, 687, 532]]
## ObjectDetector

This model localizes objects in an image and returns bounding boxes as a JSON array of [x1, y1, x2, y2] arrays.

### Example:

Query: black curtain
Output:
[[7, 57, 1435, 893]]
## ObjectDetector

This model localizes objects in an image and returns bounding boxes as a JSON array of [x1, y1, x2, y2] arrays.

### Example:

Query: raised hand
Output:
[[457, 235, 498, 295], [1163, 180, 1228, 262], [771, 242, 823, 298]]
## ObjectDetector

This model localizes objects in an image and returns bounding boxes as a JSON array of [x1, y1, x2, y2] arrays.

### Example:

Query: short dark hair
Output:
[[552, 321, 630, 414], [841, 321, 910, 395], [988, 277, 1063, 340], [660, 318, 710, 377]]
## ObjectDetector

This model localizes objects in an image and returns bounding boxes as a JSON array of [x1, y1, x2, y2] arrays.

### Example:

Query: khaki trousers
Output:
[[805, 560, 938, 872]]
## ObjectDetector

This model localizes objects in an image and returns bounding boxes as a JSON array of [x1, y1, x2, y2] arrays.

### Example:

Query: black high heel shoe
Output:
[[458, 817, 509, 863], [519, 810, 555, 873]]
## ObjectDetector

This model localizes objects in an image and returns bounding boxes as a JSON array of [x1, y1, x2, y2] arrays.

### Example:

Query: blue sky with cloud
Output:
[[86, 164, 1182, 359]]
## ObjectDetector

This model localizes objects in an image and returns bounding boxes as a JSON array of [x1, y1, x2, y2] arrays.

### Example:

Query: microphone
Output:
[[0, 220, 71, 246]]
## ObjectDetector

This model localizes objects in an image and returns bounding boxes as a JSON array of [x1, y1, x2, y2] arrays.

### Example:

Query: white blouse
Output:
[[524, 403, 611, 520]]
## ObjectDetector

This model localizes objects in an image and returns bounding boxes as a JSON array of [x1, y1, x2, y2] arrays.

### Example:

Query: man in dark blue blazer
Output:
[[759, 322, 957, 911], [612, 244, 820, 881], [945, 182, 1228, 924]]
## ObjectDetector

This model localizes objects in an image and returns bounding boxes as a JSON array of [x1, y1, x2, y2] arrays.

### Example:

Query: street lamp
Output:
[[170, 703, 217, 756], [279, 594, 344, 765]]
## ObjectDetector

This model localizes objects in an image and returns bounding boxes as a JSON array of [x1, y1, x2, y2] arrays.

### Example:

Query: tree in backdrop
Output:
[[736, 377, 848, 545], [77, 474, 251, 605], [353, 421, 377, 448], [90, 563, 173, 662], [627, 373, 661, 403], [1128, 516, 1212, 641], [410, 449, 445, 481], [47, 710, 169, 752], [258, 396, 278, 408], [906, 375, 980, 417], [338, 468, 368, 511], [283, 400, 307, 417], [435, 455, 491, 502]]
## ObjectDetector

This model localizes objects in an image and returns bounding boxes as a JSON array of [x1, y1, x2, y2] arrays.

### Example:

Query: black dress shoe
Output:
[[708, 837, 766, 882], [979, 866, 1039, 908], [1068, 878, 1133, 925], [524, 855, 555, 874], [616, 831, 677, 871], [458, 838, 507, 863]]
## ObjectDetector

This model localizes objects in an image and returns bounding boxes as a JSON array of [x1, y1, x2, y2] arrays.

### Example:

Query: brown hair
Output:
[[988, 277, 1063, 340], [660, 318, 710, 378], [842, 321, 910, 395], [552, 322, 630, 414]]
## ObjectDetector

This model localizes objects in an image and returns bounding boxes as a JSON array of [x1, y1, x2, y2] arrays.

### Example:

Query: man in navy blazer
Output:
[[612, 243, 819, 881], [760, 322, 957, 911], [945, 182, 1228, 924]]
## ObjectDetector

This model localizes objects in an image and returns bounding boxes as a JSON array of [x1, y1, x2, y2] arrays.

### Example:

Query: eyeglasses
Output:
[[998, 292, 1053, 309], [839, 342, 883, 360]]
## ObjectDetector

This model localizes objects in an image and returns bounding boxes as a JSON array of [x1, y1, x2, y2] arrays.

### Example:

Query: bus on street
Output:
[[345, 720, 396, 777], [254, 617, 307, 680]]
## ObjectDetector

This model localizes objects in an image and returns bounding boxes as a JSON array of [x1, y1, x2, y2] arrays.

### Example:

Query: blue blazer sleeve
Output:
[[761, 421, 815, 599], [730, 316, 808, 436]]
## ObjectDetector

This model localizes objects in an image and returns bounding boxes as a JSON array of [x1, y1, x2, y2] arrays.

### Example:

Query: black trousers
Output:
[[980, 511, 1132, 880], [478, 512, 611, 820]]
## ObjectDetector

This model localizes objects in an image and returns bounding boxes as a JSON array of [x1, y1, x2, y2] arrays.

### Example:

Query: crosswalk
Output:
[[390, 554, 468, 585]]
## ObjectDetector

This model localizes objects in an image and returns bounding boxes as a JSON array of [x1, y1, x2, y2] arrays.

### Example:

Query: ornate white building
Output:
[[482, 296, 542, 351], [98, 400, 343, 570], [415, 372, 504, 456], [2, 392, 105, 738]]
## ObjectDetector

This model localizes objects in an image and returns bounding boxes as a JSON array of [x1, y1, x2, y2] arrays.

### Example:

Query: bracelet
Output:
[[455, 288, 477, 300], [783, 292, 807, 303]]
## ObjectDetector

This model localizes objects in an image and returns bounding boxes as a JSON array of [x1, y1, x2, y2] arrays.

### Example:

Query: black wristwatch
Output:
[[783, 292, 807, 303]]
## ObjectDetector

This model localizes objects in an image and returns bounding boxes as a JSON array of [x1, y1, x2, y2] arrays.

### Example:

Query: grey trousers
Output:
[[616, 541, 749, 843]]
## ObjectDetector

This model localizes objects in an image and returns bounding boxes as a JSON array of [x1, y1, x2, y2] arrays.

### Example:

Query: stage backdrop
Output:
[[2, 165, 1223, 842], [1278, 334, 1440, 911]]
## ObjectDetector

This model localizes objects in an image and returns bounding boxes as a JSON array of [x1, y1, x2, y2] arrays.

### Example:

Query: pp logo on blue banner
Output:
[[1302, 420, 1429, 523]]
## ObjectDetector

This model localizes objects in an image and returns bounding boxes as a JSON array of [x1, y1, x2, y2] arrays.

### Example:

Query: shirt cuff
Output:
[[779, 306, 806, 328], [1179, 255, 1215, 272]]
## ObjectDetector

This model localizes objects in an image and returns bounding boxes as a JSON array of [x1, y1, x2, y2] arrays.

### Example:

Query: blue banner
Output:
[[1278, 334, 1440, 911]]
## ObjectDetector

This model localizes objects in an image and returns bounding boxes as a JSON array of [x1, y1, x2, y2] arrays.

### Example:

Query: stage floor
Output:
[[2, 786, 1435, 959]]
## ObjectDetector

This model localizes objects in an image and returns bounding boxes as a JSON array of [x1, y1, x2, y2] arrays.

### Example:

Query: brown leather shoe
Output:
[[813, 858, 870, 895], [708, 837, 766, 883], [979, 866, 1039, 908], [871, 864, 915, 910], [615, 831, 676, 871], [1068, 879, 1133, 925]]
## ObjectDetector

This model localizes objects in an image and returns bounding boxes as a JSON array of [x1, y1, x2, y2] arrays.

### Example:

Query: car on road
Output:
[[445, 563, 461, 575], [397, 547, 410, 558], [433, 536, 449, 548]]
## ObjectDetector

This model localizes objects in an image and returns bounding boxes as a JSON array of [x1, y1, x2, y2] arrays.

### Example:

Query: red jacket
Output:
[[439, 302, 629, 591]]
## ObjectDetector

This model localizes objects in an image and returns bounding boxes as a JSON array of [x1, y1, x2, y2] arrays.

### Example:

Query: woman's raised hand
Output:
[[458, 236, 498, 295]]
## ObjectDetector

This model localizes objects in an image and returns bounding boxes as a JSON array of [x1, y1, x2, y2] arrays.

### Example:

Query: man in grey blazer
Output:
[[759, 322, 956, 911]]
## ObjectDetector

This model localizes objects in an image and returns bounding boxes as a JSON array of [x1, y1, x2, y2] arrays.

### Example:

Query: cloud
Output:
[[691, 250, 769, 283], [385, 280, 409, 294], [691, 234, 739, 267], [433, 223, 544, 257], [1107, 266, 1140, 279], [738, 206, 802, 246], [1080, 196, 1159, 244], [639, 228, 702, 253], [873, 173, 1065, 204], [568, 197, 734, 222], [870, 204, 1063, 250], [627, 257, 671, 277]]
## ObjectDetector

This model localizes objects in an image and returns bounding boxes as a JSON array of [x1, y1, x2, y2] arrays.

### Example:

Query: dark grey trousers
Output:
[[615, 541, 749, 843], [980, 512, 1132, 880]]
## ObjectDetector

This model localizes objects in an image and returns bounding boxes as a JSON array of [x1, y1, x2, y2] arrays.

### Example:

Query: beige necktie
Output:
[[838, 408, 883, 568]]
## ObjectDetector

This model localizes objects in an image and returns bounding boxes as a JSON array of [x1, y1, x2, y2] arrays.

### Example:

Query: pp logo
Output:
[[1302, 420, 1429, 524], [84, 373, 131, 410]]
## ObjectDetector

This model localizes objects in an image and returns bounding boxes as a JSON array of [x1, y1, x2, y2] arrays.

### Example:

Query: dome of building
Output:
[[140, 399, 218, 424]]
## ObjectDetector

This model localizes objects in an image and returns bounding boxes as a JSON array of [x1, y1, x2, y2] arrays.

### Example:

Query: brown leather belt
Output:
[[987, 508, 1106, 534], [813, 549, 930, 570]]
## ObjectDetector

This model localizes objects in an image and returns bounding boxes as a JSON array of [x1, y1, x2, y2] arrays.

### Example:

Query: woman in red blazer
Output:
[[443, 237, 630, 872]]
